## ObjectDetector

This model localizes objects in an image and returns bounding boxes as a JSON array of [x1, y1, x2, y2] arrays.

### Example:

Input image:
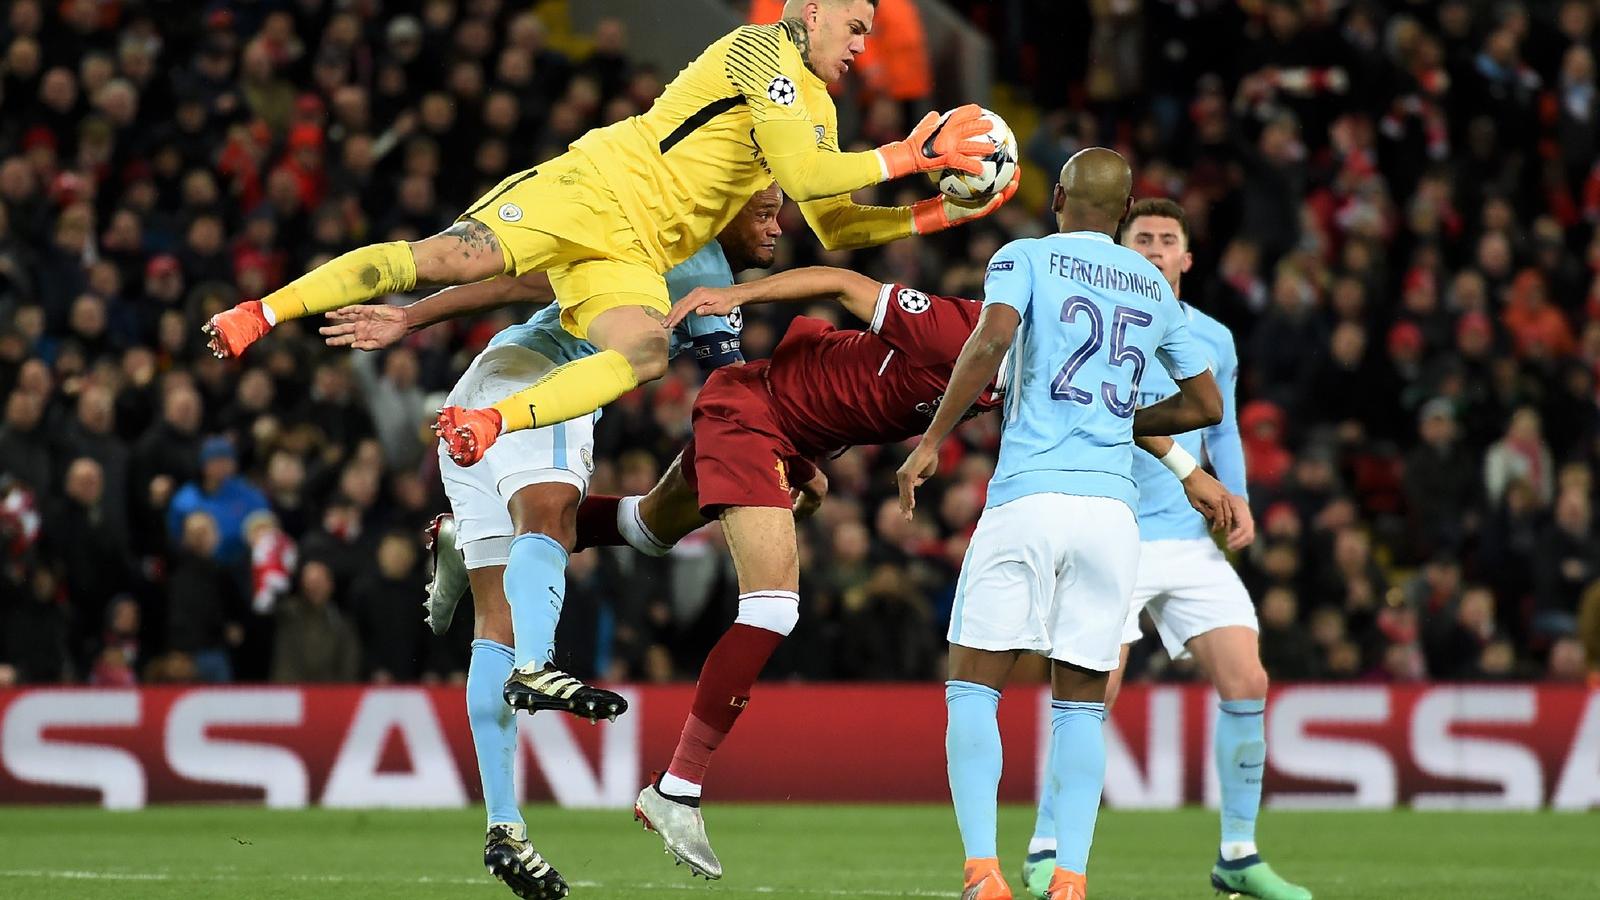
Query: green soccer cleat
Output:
[[1020, 849, 1054, 900], [1210, 855, 1312, 900]]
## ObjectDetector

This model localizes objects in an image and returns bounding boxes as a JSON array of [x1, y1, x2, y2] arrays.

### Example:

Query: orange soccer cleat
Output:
[[202, 301, 272, 358], [962, 858, 1013, 900], [434, 406, 503, 466], [1045, 868, 1087, 900]]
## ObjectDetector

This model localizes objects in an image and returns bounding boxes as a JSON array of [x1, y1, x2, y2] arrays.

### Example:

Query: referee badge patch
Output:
[[897, 288, 931, 314], [767, 76, 797, 106], [498, 203, 523, 223]]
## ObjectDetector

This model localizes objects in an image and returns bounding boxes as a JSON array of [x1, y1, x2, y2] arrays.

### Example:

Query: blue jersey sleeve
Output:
[[982, 240, 1034, 314], [1202, 329, 1248, 498], [1154, 283, 1210, 381], [675, 313, 744, 370], [665, 241, 743, 371]]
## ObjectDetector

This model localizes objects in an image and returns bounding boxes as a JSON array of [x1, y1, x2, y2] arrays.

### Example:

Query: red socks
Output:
[[665, 623, 785, 786], [574, 494, 622, 551]]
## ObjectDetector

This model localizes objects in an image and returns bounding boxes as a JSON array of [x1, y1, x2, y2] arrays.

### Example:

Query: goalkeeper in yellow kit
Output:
[[205, 0, 1015, 465]]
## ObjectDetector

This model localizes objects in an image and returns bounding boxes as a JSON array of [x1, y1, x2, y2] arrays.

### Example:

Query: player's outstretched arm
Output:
[[665, 267, 882, 328], [321, 272, 554, 350], [1133, 435, 1234, 534], [1131, 370, 1224, 437], [757, 104, 994, 204], [796, 165, 1020, 251], [897, 303, 1021, 518]]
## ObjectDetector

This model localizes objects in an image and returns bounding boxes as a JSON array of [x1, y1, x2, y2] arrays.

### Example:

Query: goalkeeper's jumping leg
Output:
[[437, 304, 670, 465], [204, 221, 508, 358]]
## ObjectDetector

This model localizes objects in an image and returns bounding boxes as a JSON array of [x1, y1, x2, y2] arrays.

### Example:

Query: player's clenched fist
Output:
[[878, 104, 995, 179], [434, 406, 504, 466], [203, 300, 272, 358]]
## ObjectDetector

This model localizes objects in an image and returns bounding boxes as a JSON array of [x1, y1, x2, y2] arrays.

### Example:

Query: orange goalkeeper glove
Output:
[[877, 104, 994, 180], [434, 406, 503, 466], [911, 166, 1022, 235], [203, 301, 272, 359]]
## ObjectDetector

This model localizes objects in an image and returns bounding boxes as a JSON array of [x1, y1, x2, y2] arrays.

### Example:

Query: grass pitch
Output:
[[1, 804, 1596, 899]]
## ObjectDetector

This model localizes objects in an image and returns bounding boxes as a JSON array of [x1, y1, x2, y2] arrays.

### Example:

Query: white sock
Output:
[[1221, 840, 1258, 861], [618, 496, 673, 557], [1027, 836, 1057, 855], [659, 772, 702, 799]]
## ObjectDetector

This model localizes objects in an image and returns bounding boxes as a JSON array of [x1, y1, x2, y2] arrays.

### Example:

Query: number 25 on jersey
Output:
[[1050, 296, 1152, 419]]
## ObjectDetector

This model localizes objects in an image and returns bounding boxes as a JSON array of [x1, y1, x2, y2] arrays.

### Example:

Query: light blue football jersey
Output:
[[982, 231, 1210, 513], [488, 239, 743, 368], [1132, 302, 1248, 540]]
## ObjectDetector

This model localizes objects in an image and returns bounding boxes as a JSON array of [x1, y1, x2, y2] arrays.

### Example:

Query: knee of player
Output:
[[510, 492, 579, 552], [619, 327, 670, 382], [1219, 662, 1269, 702], [734, 591, 800, 636]]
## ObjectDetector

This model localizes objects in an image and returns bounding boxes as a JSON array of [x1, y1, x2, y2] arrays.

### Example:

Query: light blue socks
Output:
[[1217, 698, 1266, 850], [504, 533, 568, 669], [467, 639, 521, 826], [1049, 700, 1107, 875], [945, 680, 1003, 860]]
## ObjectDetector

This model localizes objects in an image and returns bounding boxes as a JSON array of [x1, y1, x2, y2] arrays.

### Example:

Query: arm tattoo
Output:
[[780, 17, 814, 74], [440, 220, 503, 262]]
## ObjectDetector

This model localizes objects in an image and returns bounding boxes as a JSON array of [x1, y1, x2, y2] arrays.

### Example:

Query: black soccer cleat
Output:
[[503, 661, 629, 723], [485, 823, 569, 899]]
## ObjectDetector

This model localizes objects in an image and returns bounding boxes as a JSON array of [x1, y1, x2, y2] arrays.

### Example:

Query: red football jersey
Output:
[[764, 282, 1004, 456]]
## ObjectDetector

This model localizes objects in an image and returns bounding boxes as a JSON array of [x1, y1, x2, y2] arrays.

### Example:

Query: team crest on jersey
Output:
[[579, 447, 594, 474], [498, 203, 523, 222], [727, 308, 744, 331], [767, 75, 797, 106], [897, 288, 931, 314]]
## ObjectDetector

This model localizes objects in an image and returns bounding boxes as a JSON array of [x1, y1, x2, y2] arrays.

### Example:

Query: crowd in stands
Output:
[[1, 0, 1598, 689]]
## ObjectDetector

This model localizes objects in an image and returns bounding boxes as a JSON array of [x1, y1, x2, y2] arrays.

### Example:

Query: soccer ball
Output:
[[929, 108, 1018, 203]]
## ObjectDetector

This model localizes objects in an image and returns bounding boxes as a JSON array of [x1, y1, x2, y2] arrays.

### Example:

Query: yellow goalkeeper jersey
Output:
[[570, 20, 894, 270]]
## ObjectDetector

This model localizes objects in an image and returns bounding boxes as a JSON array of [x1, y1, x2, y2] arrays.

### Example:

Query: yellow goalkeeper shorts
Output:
[[461, 150, 669, 339]]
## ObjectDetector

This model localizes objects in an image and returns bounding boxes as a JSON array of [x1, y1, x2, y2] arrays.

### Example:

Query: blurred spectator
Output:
[[165, 510, 243, 683], [1403, 399, 1479, 560], [1534, 489, 1600, 637], [271, 560, 360, 683], [1, 564, 71, 683], [348, 531, 426, 682], [0, 388, 50, 491], [1483, 407, 1553, 508], [166, 436, 268, 566], [1258, 586, 1318, 679]]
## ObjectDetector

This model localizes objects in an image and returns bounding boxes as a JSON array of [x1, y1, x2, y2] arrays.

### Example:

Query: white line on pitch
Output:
[[0, 869, 948, 896]]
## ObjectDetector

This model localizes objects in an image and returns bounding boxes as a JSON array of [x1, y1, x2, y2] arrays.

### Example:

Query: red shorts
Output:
[[681, 362, 810, 515]]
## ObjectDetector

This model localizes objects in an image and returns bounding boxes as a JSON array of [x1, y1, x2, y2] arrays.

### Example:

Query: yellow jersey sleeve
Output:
[[722, 24, 884, 202], [793, 82, 914, 250], [799, 194, 915, 251]]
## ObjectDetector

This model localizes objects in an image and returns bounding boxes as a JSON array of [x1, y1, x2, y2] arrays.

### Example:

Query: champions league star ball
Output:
[[929, 108, 1018, 203]]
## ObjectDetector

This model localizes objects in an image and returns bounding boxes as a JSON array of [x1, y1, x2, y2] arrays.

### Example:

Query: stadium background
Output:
[[0, 0, 1599, 826]]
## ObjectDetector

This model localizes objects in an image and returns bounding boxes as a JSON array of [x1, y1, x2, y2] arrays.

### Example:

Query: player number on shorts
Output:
[[1050, 296, 1153, 419]]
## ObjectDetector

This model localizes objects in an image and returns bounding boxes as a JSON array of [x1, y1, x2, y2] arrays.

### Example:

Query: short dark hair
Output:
[[1121, 198, 1189, 247]]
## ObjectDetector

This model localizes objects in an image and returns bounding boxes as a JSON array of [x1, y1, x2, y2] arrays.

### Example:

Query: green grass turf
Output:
[[1, 805, 1596, 899]]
